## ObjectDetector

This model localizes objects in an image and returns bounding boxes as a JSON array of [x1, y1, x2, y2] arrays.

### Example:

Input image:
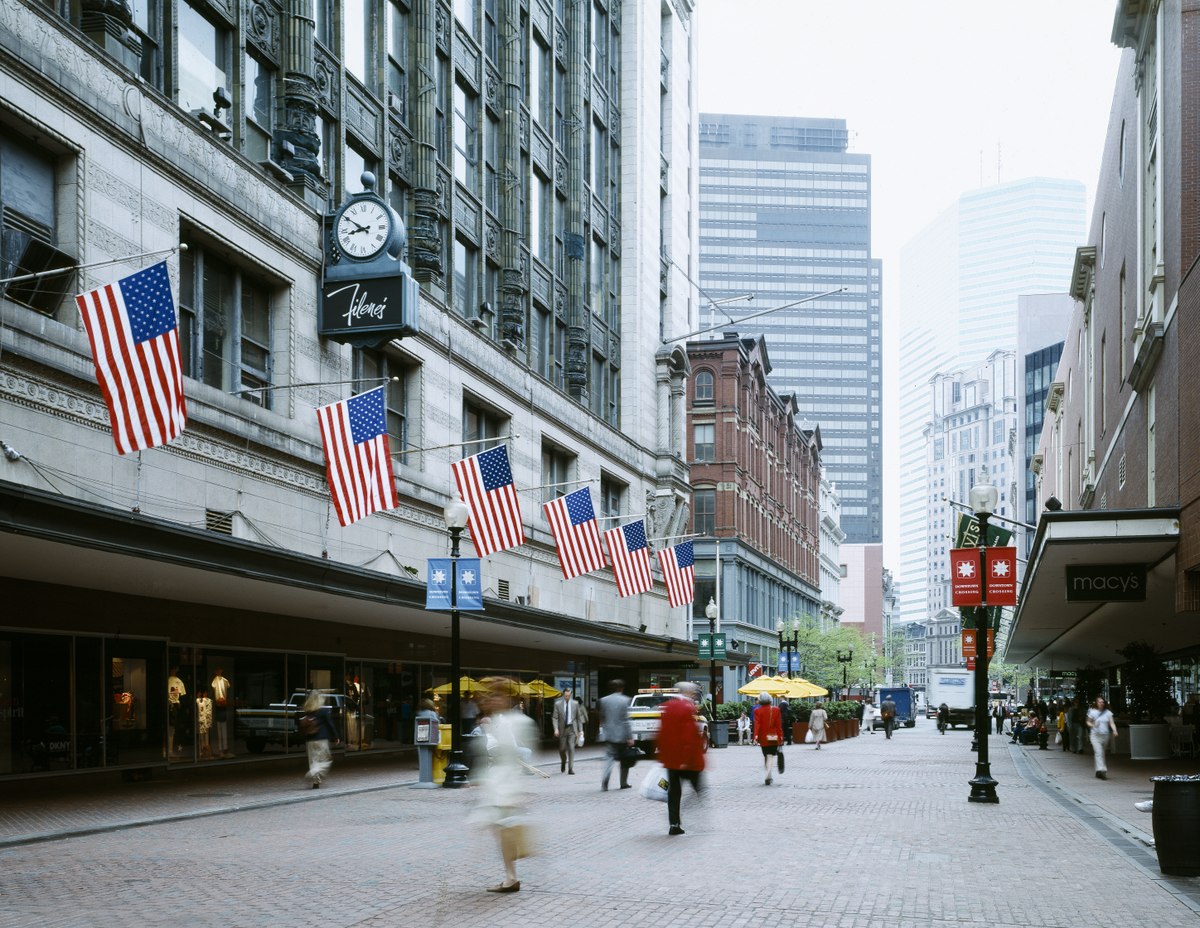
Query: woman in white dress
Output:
[[808, 702, 829, 749]]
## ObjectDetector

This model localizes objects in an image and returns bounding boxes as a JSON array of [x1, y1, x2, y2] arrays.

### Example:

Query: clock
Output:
[[335, 198, 392, 260]]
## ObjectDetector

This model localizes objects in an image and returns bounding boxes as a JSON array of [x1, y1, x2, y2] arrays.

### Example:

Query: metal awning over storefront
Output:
[[1006, 507, 1188, 668], [0, 480, 691, 664]]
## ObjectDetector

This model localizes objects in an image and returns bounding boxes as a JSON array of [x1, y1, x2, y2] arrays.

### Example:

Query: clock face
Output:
[[335, 200, 391, 260]]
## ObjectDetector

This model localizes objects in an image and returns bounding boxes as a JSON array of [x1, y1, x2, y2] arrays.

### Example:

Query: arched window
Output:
[[695, 370, 714, 403]]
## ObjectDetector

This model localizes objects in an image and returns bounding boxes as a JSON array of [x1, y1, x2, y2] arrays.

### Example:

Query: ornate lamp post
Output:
[[968, 484, 1000, 804], [442, 499, 470, 789], [837, 649, 854, 699], [777, 618, 799, 678]]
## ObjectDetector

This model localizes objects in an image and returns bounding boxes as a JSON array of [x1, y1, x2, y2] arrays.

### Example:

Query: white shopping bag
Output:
[[638, 762, 670, 802]]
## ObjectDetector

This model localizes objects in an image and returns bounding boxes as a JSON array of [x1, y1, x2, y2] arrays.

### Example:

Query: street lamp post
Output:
[[968, 484, 1000, 804], [777, 619, 799, 678], [705, 598, 718, 711], [442, 500, 470, 789], [837, 649, 854, 700]]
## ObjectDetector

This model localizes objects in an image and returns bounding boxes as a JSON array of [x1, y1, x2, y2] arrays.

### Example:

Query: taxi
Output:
[[628, 687, 709, 755]]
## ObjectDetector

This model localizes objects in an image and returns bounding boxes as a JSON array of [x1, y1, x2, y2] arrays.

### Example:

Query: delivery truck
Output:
[[873, 686, 917, 730], [926, 669, 974, 728]]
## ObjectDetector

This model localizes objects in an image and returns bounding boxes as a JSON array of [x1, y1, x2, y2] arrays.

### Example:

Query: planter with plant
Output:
[[1118, 640, 1173, 761]]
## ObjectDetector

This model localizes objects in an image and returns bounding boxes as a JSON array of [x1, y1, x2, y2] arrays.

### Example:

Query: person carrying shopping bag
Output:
[[808, 702, 828, 750], [753, 692, 783, 785]]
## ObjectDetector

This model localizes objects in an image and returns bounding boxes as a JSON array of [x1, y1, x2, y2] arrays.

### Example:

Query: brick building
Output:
[[1012, 2, 1200, 699], [686, 332, 823, 698]]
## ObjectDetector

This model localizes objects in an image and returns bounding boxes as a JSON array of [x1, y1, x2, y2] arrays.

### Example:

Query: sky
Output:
[[695, 0, 1124, 564]]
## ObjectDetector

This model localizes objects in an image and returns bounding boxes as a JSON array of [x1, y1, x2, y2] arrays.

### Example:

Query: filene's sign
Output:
[[1064, 564, 1147, 602], [319, 272, 420, 343]]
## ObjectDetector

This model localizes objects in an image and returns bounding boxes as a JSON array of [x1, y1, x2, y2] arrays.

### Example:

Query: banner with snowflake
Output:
[[426, 557, 484, 611]]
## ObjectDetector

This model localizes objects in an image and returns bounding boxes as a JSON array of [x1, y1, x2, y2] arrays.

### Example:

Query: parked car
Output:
[[235, 691, 371, 753], [627, 688, 709, 755]]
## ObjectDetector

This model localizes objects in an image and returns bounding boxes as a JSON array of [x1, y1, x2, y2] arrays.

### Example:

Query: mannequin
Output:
[[196, 690, 213, 758], [167, 667, 186, 757], [210, 669, 232, 757]]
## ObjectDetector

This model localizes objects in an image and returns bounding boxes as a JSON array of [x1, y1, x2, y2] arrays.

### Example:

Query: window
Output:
[[343, 142, 376, 200], [453, 237, 477, 318], [693, 423, 714, 462], [313, 0, 332, 46], [434, 55, 449, 162], [178, 242, 273, 406], [590, 238, 604, 315], [463, 399, 506, 455], [454, 0, 477, 35], [694, 370, 714, 403], [176, 2, 231, 118], [243, 53, 274, 162], [553, 319, 567, 389], [131, 0, 163, 88], [483, 0, 498, 61], [554, 63, 567, 147], [0, 136, 74, 316], [591, 122, 605, 192], [533, 306, 551, 379], [531, 40, 551, 127], [599, 475, 623, 521], [590, 2, 607, 76], [387, 2, 409, 119], [541, 443, 572, 504], [453, 82, 479, 192], [353, 348, 415, 455], [693, 488, 715, 536], [342, 0, 369, 86], [531, 172, 550, 261], [484, 111, 499, 213]]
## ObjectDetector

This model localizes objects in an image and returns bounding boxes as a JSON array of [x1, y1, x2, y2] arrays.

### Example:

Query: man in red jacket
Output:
[[657, 681, 705, 836]]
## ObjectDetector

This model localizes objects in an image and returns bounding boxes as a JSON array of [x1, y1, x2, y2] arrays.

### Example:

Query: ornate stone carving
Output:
[[567, 324, 588, 392], [411, 188, 444, 278], [485, 214, 500, 254], [388, 124, 411, 180]]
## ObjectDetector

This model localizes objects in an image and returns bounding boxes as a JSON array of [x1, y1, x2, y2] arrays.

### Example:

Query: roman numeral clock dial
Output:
[[335, 200, 392, 260]]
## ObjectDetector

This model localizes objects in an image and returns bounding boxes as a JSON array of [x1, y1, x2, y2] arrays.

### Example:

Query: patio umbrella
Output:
[[427, 676, 483, 696], [519, 679, 561, 698], [737, 675, 792, 696], [781, 678, 828, 699]]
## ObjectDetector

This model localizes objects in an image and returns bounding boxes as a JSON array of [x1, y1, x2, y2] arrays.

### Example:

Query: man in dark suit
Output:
[[598, 679, 633, 791], [779, 699, 793, 745], [881, 697, 897, 739]]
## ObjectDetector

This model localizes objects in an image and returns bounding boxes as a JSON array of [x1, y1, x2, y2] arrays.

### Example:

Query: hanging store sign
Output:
[[320, 271, 420, 343], [1064, 564, 1147, 602]]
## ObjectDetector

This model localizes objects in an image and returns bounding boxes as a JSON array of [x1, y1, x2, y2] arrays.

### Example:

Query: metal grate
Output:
[[497, 578, 510, 600], [205, 509, 234, 535]]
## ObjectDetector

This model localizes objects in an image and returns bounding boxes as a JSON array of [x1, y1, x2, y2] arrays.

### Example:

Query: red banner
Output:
[[962, 629, 994, 659], [950, 548, 982, 606], [985, 547, 1018, 605]]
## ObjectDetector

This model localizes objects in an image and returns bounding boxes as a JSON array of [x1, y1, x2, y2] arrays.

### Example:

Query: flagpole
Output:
[[518, 478, 593, 493], [232, 376, 400, 396], [393, 434, 520, 457], [647, 531, 704, 543], [0, 244, 185, 287]]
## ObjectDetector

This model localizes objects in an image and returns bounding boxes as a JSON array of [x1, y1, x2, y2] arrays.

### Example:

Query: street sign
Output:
[[748, 662, 763, 679], [950, 548, 982, 606], [698, 633, 726, 660]]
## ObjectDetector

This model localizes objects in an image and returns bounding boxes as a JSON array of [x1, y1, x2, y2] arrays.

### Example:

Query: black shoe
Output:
[[312, 782, 320, 789], [568, 770, 575, 775], [601, 783, 608, 791], [561, 760, 566, 772], [668, 826, 685, 836], [620, 784, 631, 789]]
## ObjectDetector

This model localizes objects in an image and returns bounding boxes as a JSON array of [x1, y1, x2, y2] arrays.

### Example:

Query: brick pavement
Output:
[[0, 721, 1197, 927]]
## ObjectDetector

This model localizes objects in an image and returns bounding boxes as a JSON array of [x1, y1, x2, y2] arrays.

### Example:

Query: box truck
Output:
[[926, 669, 974, 728]]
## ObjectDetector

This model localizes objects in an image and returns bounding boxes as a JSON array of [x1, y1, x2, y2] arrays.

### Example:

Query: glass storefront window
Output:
[[106, 637, 167, 768]]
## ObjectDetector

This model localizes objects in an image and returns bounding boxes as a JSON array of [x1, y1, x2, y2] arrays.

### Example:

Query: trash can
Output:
[[1152, 775, 1200, 876], [710, 720, 730, 748]]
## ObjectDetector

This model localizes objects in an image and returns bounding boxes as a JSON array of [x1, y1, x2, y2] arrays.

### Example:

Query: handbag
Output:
[[297, 713, 319, 737], [1054, 731, 1062, 744], [619, 744, 641, 767], [804, 728, 814, 744], [776, 748, 785, 774], [500, 823, 535, 860], [639, 763, 670, 802]]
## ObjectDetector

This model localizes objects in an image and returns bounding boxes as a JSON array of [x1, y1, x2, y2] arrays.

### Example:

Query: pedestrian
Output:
[[1071, 697, 1087, 753], [657, 681, 705, 835], [937, 702, 950, 734], [993, 703, 1003, 734], [808, 701, 828, 750], [856, 700, 866, 732], [862, 700, 876, 733], [779, 698, 794, 745], [301, 689, 339, 788], [736, 711, 751, 745], [1057, 704, 1069, 752], [552, 686, 587, 774], [599, 679, 633, 791], [753, 692, 783, 783], [1086, 695, 1118, 779], [880, 695, 897, 739], [469, 677, 536, 893]]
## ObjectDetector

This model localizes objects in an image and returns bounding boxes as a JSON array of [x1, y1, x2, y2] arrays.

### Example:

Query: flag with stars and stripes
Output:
[[604, 519, 653, 598], [658, 540, 695, 608], [543, 487, 605, 580], [451, 444, 524, 556], [316, 386, 399, 527], [75, 261, 187, 454]]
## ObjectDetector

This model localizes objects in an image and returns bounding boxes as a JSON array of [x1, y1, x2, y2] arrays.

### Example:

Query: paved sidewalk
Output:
[[1, 722, 1198, 928]]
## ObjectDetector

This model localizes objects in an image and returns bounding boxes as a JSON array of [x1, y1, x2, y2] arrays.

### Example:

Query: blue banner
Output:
[[776, 653, 801, 674], [426, 558, 484, 611]]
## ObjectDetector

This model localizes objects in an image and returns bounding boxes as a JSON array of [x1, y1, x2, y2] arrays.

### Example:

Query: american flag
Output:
[[75, 261, 187, 454], [604, 519, 653, 597], [316, 386, 399, 527], [658, 541, 695, 608], [451, 445, 524, 556], [543, 487, 605, 580]]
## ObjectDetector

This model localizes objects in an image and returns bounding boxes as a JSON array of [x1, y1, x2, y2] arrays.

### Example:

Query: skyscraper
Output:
[[897, 178, 1085, 624], [698, 114, 882, 543]]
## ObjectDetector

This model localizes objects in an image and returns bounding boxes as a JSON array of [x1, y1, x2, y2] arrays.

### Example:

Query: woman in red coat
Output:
[[753, 692, 783, 785], [657, 682, 705, 836]]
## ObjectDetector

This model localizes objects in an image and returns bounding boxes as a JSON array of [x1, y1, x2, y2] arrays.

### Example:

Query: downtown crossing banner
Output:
[[426, 558, 483, 611], [952, 513, 1015, 630]]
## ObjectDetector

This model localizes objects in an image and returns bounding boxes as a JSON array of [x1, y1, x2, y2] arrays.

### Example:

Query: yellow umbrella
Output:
[[519, 679, 561, 698], [737, 675, 792, 696], [781, 677, 828, 699], [427, 676, 483, 696]]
